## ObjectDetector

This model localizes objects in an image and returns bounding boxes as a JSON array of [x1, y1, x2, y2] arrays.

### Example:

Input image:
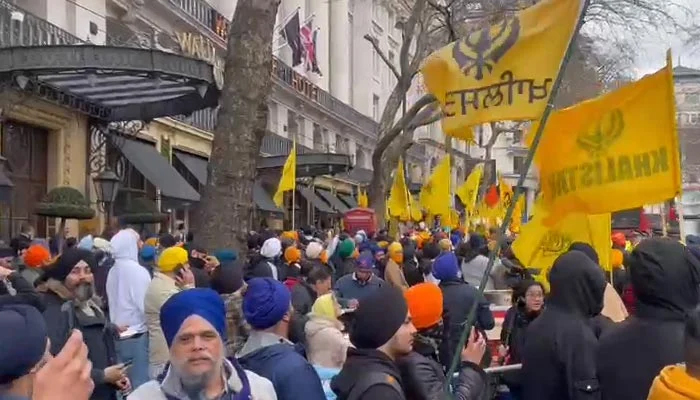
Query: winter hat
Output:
[[432, 252, 460, 281], [160, 288, 226, 347], [284, 246, 302, 264], [140, 245, 157, 263], [210, 261, 244, 295], [405, 283, 443, 330], [338, 238, 356, 259], [243, 278, 291, 330], [0, 305, 47, 384], [311, 293, 339, 320], [260, 238, 282, 259], [357, 251, 375, 271], [158, 246, 189, 273], [43, 248, 95, 282], [23, 244, 51, 268], [306, 242, 324, 259], [568, 242, 600, 265], [77, 235, 94, 251], [350, 285, 408, 349]]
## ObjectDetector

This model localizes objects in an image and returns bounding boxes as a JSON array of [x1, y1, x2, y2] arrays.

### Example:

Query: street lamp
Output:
[[0, 155, 14, 203], [93, 168, 120, 222]]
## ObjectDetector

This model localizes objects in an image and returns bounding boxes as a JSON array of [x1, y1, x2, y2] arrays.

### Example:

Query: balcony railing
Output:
[[0, 0, 84, 47]]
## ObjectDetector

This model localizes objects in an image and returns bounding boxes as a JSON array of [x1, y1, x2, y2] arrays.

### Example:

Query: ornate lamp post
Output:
[[93, 169, 120, 223]]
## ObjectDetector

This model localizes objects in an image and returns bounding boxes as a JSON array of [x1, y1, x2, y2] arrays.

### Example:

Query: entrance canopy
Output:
[[0, 45, 220, 121], [258, 153, 352, 178]]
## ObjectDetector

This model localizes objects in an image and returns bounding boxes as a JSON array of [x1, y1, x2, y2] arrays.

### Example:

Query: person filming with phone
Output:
[[38, 248, 130, 400], [145, 246, 196, 379]]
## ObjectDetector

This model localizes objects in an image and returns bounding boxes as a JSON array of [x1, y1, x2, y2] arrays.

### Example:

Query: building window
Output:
[[686, 93, 700, 105], [512, 130, 523, 144], [313, 123, 324, 151], [287, 110, 298, 140], [373, 94, 380, 121], [268, 102, 278, 133], [373, 50, 380, 78], [335, 134, 342, 153], [513, 156, 526, 175]]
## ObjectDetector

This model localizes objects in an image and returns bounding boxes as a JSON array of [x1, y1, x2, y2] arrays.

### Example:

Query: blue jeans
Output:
[[116, 333, 149, 390]]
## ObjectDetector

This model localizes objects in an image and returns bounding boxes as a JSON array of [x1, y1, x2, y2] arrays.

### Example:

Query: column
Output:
[[310, 0, 330, 90], [329, 0, 350, 102]]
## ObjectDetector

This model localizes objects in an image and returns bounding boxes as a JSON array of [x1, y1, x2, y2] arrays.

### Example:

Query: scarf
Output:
[[414, 322, 444, 363]]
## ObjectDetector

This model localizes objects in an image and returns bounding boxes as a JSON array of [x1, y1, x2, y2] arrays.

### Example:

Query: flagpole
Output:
[[273, 7, 301, 33], [292, 140, 296, 232], [443, 0, 593, 392]]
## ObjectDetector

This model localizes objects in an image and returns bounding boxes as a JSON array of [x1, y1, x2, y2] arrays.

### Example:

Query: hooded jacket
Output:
[[647, 364, 700, 400], [521, 250, 606, 400], [597, 238, 700, 400], [238, 331, 326, 400], [106, 229, 151, 334]]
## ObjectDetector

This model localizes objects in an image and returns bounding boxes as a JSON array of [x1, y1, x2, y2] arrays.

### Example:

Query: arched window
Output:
[[355, 148, 366, 168]]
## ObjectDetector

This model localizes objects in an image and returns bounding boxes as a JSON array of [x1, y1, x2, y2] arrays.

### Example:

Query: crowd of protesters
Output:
[[1, 221, 700, 400]]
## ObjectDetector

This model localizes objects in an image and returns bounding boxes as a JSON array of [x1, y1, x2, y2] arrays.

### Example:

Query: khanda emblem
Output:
[[576, 109, 625, 159], [538, 231, 573, 256], [452, 16, 520, 80]]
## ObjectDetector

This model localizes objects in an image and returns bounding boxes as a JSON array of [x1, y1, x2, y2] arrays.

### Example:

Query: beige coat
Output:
[[304, 315, 351, 369], [601, 282, 629, 323], [384, 259, 409, 292], [145, 272, 192, 366]]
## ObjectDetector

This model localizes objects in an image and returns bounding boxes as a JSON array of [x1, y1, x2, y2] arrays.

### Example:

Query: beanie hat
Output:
[[338, 238, 356, 259], [350, 285, 408, 349], [140, 245, 157, 262], [23, 244, 51, 268], [306, 242, 324, 259], [405, 283, 443, 330], [213, 249, 238, 263], [311, 293, 339, 321], [44, 248, 96, 282], [0, 305, 48, 384], [357, 251, 375, 271], [432, 252, 460, 281], [210, 261, 244, 295], [568, 242, 600, 265], [284, 246, 301, 264], [158, 246, 189, 273], [243, 278, 291, 330], [160, 289, 226, 347]]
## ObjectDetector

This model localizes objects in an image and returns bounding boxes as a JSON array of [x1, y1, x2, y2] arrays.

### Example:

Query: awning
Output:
[[317, 189, 349, 213], [339, 194, 358, 209], [254, 181, 282, 214], [174, 151, 208, 185], [297, 185, 334, 213], [119, 139, 200, 202]]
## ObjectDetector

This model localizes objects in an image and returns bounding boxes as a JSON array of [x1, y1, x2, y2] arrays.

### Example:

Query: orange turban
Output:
[[611, 232, 626, 248], [610, 249, 624, 268], [281, 231, 298, 242], [23, 245, 51, 268], [284, 246, 301, 263], [405, 283, 443, 330], [352, 248, 360, 259], [319, 249, 329, 264]]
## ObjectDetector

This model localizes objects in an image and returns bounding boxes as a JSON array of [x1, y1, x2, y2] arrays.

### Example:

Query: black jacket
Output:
[[0, 272, 44, 311], [397, 338, 487, 400], [332, 348, 405, 400], [597, 238, 700, 400], [403, 245, 423, 287], [438, 279, 495, 371], [290, 281, 318, 344], [245, 254, 284, 281], [521, 251, 606, 400]]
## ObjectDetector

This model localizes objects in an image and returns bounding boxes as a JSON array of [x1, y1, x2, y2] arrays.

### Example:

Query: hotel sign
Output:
[[271, 58, 320, 102], [176, 32, 225, 90]]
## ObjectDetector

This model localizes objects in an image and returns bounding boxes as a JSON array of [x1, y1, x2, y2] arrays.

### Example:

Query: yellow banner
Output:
[[419, 156, 451, 217], [511, 201, 611, 274], [273, 141, 296, 207], [421, 0, 585, 140], [388, 157, 411, 220], [456, 163, 483, 215], [535, 54, 681, 223]]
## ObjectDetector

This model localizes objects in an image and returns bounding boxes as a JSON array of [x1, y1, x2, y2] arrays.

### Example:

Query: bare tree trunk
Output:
[[193, 0, 281, 252]]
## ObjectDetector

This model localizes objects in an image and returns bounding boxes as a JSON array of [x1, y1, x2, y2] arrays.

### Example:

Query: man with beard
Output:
[[129, 288, 276, 400], [39, 248, 129, 400], [334, 251, 384, 309]]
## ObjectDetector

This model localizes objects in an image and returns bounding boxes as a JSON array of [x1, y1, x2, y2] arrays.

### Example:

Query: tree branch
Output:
[[364, 34, 400, 80]]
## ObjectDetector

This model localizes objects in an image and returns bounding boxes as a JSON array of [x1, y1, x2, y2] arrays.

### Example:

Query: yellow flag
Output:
[[510, 196, 525, 234], [456, 163, 483, 214], [535, 54, 681, 223], [388, 158, 411, 220], [410, 196, 423, 222], [511, 201, 611, 283], [498, 174, 514, 217], [419, 156, 451, 217], [421, 0, 586, 140], [358, 190, 369, 208], [273, 141, 296, 207]]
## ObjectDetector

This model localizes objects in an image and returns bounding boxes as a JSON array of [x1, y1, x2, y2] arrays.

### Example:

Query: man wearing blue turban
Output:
[[128, 288, 277, 400]]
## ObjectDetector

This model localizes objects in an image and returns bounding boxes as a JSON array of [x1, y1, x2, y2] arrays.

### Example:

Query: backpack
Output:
[[346, 372, 404, 400]]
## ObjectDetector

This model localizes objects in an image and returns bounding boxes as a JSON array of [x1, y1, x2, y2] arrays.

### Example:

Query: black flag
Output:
[[282, 11, 303, 67]]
